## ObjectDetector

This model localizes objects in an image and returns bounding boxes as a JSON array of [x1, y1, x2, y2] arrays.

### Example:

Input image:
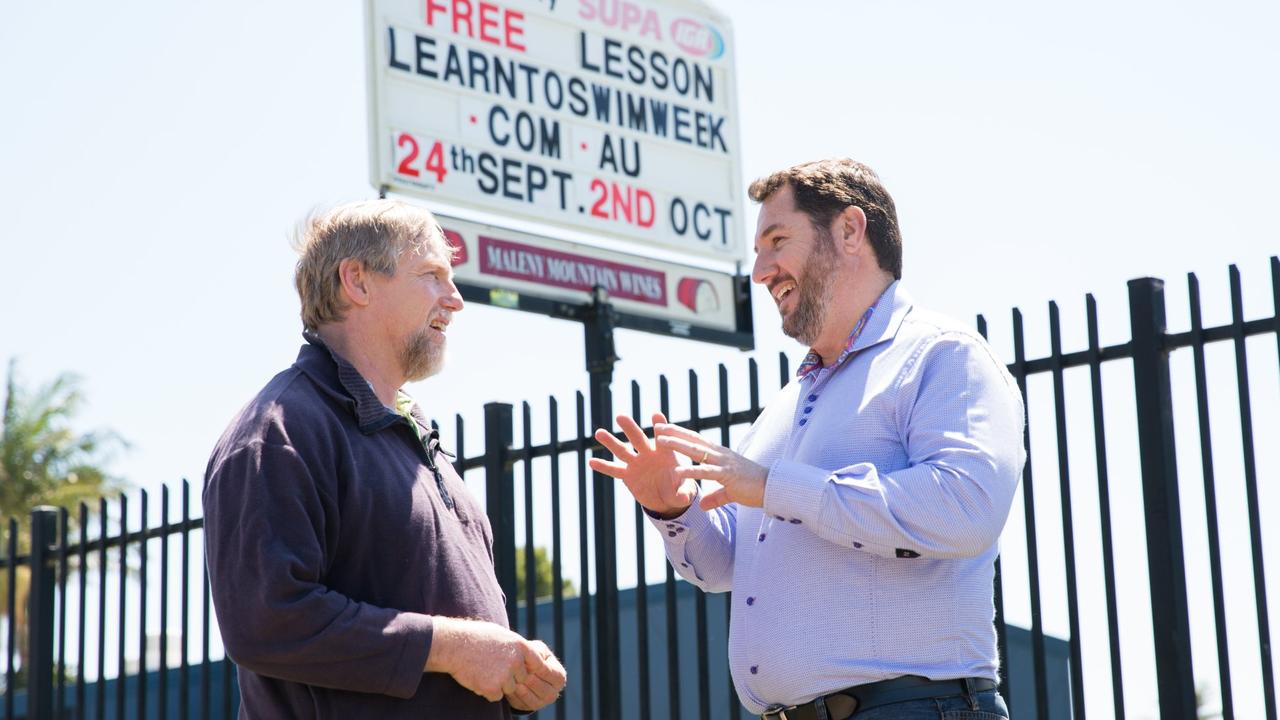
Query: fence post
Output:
[[584, 287, 622, 720], [1127, 278, 1197, 718], [484, 402, 518, 627], [27, 507, 58, 720]]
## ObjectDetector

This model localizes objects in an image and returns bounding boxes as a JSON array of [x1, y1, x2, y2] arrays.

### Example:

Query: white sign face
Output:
[[365, 0, 744, 262], [439, 214, 740, 332]]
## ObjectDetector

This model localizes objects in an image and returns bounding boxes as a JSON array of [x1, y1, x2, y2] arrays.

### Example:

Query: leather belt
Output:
[[761, 676, 997, 720]]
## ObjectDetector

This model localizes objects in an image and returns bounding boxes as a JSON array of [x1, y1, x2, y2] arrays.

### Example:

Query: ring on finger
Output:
[[700, 449, 709, 464]]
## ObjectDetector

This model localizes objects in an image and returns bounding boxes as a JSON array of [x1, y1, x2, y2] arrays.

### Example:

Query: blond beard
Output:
[[401, 326, 446, 382]]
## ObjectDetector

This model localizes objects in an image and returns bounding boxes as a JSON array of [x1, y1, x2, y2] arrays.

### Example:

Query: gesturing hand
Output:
[[506, 640, 567, 712], [589, 413, 697, 518], [654, 423, 769, 511]]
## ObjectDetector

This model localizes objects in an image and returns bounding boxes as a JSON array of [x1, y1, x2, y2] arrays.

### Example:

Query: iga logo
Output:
[[670, 18, 724, 59]]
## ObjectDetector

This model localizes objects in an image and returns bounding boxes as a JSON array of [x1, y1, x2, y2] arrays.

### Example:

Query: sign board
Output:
[[440, 213, 748, 343], [365, 0, 745, 263]]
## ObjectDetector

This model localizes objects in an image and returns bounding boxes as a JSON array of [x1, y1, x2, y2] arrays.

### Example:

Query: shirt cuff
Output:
[[384, 612, 435, 698], [643, 487, 711, 546], [763, 459, 829, 524]]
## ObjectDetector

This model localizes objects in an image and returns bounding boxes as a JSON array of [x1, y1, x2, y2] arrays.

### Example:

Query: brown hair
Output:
[[748, 158, 903, 279], [292, 199, 452, 331]]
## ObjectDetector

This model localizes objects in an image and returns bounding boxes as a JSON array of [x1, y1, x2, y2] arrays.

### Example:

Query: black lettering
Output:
[[650, 51, 669, 90], [552, 169, 572, 210], [568, 78, 588, 116], [599, 135, 619, 173], [590, 84, 612, 123], [627, 45, 646, 85], [488, 106, 511, 147], [694, 63, 715, 104], [709, 115, 727, 153], [626, 93, 647, 132], [603, 38, 623, 79], [578, 31, 600, 73], [695, 111, 708, 148], [648, 99, 669, 137], [714, 207, 731, 245], [672, 58, 690, 95], [388, 28, 412, 72], [673, 105, 692, 144], [413, 34, 437, 78], [494, 56, 517, 99], [544, 70, 564, 110], [502, 158, 522, 201], [540, 118, 561, 158], [692, 202, 711, 240], [670, 197, 688, 235], [443, 45, 464, 85], [477, 153, 499, 194], [517, 64, 538, 104], [620, 137, 640, 177], [527, 164, 548, 201], [467, 51, 490, 92]]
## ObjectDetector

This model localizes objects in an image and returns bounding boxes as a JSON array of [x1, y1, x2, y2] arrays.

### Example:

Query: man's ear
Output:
[[337, 258, 373, 308], [836, 205, 868, 256]]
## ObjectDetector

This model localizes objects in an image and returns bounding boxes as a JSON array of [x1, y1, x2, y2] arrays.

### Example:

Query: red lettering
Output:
[[636, 189, 655, 227], [505, 9, 526, 51], [396, 133, 421, 177], [424, 0, 447, 26], [478, 2, 500, 44], [452, 0, 473, 36]]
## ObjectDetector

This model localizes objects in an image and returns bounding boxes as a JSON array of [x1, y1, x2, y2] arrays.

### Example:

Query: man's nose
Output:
[[751, 251, 774, 285], [443, 278, 464, 312]]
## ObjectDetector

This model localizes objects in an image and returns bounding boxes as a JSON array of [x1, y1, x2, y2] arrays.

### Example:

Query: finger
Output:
[[615, 414, 653, 453], [594, 428, 636, 459], [655, 422, 713, 446], [699, 486, 733, 511], [512, 654, 529, 685], [519, 672, 557, 698], [507, 683, 539, 711], [651, 411, 668, 427], [673, 464, 720, 481], [587, 457, 630, 479], [655, 435, 712, 461]]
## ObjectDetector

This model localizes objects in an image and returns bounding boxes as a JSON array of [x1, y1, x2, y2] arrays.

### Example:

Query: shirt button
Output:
[[808, 394, 818, 402], [798, 419, 807, 426], [746, 597, 755, 606], [680, 562, 689, 568], [803, 406, 813, 414], [774, 515, 785, 521], [853, 542, 863, 549], [750, 665, 759, 675], [668, 531, 677, 537], [758, 533, 766, 542], [789, 518, 802, 525]]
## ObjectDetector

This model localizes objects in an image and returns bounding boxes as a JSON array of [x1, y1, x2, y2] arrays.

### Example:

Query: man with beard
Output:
[[203, 200, 566, 719], [591, 159, 1025, 719]]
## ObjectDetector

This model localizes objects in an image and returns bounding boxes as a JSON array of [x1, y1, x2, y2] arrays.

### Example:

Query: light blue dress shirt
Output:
[[650, 282, 1026, 715]]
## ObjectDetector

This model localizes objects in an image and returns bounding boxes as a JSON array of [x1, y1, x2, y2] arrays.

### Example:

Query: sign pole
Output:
[[584, 286, 622, 719]]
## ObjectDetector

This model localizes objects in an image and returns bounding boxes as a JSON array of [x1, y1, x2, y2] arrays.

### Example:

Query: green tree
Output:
[[0, 359, 124, 689], [515, 546, 575, 603]]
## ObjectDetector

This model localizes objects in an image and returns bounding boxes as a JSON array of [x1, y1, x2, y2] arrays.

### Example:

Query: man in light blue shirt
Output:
[[591, 159, 1025, 719]]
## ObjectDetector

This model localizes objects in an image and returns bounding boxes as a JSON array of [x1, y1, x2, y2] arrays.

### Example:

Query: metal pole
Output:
[[584, 286, 621, 720], [28, 507, 58, 720], [1127, 277, 1197, 719], [484, 402, 518, 628]]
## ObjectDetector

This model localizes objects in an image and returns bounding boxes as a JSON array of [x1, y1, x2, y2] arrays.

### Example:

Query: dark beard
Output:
[[401, 326, 445, 382], [781, 225, 839, 346]]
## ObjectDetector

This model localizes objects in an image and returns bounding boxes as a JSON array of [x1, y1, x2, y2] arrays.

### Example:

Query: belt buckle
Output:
[[763, 705, 791, 720]]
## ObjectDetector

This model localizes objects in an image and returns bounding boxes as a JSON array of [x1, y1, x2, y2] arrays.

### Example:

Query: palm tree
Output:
[[0, 359, 125, 689]]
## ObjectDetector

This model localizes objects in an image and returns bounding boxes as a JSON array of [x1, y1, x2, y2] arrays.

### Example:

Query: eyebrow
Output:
[[753, 222, 787, 252]]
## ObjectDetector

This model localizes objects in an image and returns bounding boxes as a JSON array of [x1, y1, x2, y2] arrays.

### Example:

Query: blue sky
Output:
[[2, 0, 1277, 716]]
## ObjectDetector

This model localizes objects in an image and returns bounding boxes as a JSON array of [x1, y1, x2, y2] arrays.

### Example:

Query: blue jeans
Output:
[[852, 689, 1009, 719]]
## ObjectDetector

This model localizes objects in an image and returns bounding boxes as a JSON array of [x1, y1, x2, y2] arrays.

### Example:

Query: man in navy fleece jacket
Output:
[[203, 200, 566, 718]]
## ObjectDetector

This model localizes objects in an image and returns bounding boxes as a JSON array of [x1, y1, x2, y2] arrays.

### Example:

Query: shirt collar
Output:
[[795, 281, 912, 380], [296, 331, 406, 434]]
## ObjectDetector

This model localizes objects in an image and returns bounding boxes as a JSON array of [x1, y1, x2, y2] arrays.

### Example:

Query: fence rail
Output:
[[3, 257, 1278, 719]]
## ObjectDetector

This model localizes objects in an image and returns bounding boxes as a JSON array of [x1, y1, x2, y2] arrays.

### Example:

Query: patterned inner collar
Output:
[[795, 301, 878, 381]]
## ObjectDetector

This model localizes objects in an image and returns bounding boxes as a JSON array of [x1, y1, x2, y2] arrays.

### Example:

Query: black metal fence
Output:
[[2, 257, 1277, 719]]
